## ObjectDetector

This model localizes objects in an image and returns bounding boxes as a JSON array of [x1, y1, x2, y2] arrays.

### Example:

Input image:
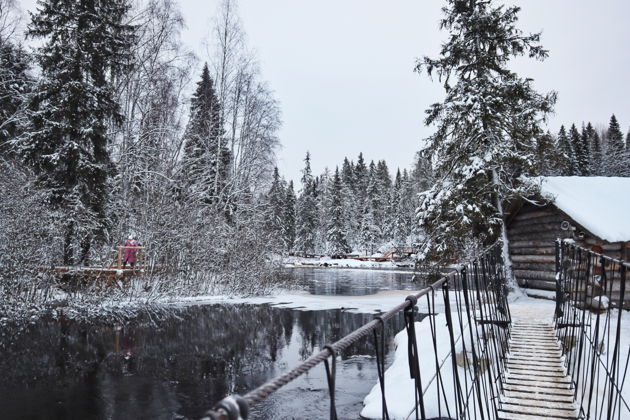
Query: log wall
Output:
[[506, 203, 629, 305]]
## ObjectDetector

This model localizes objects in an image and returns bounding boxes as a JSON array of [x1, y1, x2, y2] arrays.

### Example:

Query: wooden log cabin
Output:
[[506, 177, 630, 304]]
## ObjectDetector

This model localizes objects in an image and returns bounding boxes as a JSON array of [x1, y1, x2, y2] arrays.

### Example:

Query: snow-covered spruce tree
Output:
[[179, 63, 231, 206], [312, 171, 327, 252], [359, 201, 380, 256], [23, 0, 134, 264], [578, 124, 591, 175], [353, 153, 369, 223], [326, 168, 351, 254], [401, 169, 419, 244], [411, 150, 434, 194], [416, 0, 556, 278], [375, 160, 392, 192], [585, 123, 602, 175], [556, 125, 576, 175], [340, 157, 359, 247], [569, 124, 589, 176], [295, 152, 318, 254], [264, 167, 286, 248], [603, 114, 627, 176], [282, 180, 297, 252], [390, 169, 406, 244], [374, 160, 392, 238], [533, 131, 558, 176], [0, 40, 31, 155], [341, 157, 355, 187], [358, 172, 382, 255], [0, 0, 31, 156]]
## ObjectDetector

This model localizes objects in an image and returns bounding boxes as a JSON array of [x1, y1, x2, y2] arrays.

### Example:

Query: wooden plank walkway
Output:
[[498, 304, 579, 420]]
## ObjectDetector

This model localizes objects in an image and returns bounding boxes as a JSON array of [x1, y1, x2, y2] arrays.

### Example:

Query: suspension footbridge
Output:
[[200, 240, 628, 420]]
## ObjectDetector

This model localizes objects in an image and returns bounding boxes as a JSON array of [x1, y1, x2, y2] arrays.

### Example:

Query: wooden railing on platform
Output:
[[112, 246, 145, 270]]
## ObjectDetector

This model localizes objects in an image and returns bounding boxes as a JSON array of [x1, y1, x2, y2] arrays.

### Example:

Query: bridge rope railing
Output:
[[200, 242, 511, 420], [555, 239, 630, 420]]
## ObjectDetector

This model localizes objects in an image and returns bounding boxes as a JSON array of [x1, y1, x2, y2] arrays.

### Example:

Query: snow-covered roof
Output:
[[536, 176, 630, 243]]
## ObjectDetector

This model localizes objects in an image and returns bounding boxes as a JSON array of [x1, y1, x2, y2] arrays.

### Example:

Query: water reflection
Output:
[[0, 304, 406, 420], [291, 268, 416, 296]]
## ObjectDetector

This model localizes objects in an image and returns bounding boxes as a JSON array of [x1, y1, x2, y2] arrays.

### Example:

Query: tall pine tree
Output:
[[604, 114, 627, 176], [180, 64, 230, 205], [556, 125, 576, 176], [326, 168, 350, 254], [23, 0, 134, 264], [265, 167, 285, 247], [533, 131, 558, 175], [282, 180, 297, 252], [585, 123, 602, 175], [296, 152, 317, 253], [390, 169, 406, 244], [569, 124, 588, 175], [416, 0, 556, 274]]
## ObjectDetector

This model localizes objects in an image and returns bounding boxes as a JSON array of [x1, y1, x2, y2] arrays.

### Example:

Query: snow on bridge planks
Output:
[[497, 304, 578, 420]]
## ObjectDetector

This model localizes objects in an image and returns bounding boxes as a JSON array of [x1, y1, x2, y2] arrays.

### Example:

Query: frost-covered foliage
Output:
[[107, 0, 283, 285], [0, 0, 288, 322], [416, 0, 556, 262], [0, 159, 62, 319]]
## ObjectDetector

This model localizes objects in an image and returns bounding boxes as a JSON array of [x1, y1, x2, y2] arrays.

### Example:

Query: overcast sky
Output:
[[18, 0, 630, 183]]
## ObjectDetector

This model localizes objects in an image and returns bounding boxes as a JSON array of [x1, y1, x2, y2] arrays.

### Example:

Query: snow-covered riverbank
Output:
[[173, 288, 437, 314], [283, 255, 415, 269]]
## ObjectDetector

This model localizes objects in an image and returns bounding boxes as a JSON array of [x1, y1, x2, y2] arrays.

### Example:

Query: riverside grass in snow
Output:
[[0, 265, 291, 325]]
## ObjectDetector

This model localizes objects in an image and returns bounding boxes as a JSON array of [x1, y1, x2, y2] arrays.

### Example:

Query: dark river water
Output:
[[0, 268, 416, 420]]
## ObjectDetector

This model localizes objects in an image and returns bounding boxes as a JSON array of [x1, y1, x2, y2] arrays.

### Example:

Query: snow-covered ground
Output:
[[361, 310, 470, 419]]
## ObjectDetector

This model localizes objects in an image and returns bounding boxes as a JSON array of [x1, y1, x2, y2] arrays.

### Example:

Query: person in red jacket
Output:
[[123, 236, 139, 268]]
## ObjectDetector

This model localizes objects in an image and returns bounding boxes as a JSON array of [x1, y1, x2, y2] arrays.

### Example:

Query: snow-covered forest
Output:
[[1, 0, 630, 318], [0, 0, 290, 314], [536, 116, 630, 177], [264, 152, 432, 256]]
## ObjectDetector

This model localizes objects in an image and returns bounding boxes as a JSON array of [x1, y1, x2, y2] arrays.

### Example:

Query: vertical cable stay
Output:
[[404, 294, 426, 420], [372, 316, 390, 420], [555, 240, 630, 420], [323, 344, 338, 420]]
